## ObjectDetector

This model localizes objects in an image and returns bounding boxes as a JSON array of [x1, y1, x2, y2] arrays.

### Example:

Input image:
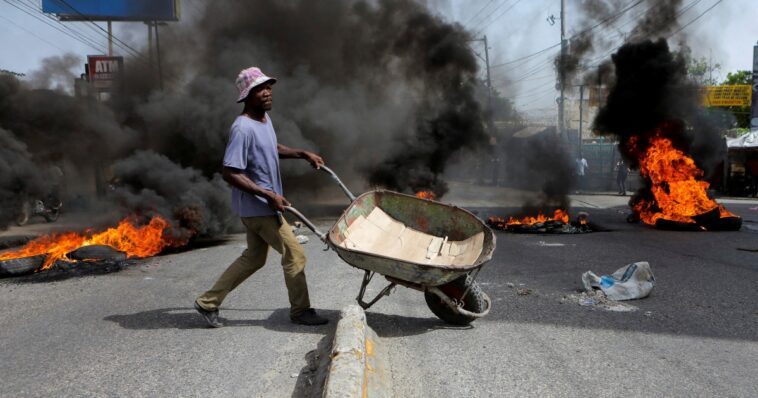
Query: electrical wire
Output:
[[0, 13, 66, 52], [2, 0, 106, 52], [51, 0, 150, 63], [490, 0, 643, 70], [464, 0, 498, 27], [472, 0, 524, 37], [16, 0, 108, 53], [471, 0, 515, 29], [580, 0, 715, 71]]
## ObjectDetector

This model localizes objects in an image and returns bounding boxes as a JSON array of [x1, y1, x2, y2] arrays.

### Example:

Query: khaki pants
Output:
[[196, 215, 310, 317]]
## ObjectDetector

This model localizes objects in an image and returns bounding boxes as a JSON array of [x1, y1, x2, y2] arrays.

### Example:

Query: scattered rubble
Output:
[[563, 290, 639, 312]]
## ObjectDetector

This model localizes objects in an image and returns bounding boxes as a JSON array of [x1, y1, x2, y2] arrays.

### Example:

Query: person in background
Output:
[[575, 156, 589, 192], [615, 159, 629, 195]]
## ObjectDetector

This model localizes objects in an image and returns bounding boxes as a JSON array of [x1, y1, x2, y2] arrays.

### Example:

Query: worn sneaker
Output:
[[290, 309, 328, 325], [194, 301, 223, 328]]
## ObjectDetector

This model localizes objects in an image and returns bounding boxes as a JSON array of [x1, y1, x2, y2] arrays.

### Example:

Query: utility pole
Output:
[[468, 36, 497, 185], [154, 21, 164, 91], [709, 48, 713, 84], [558, 0, 567, 143], [578, 84, 585, 157], [107, 20, 113, 56], [145, 21, 153, 68], [483, 35, 492, 108]]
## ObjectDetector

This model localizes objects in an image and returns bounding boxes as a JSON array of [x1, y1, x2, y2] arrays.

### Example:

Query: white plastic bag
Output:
[[581, 261, 655, 301]]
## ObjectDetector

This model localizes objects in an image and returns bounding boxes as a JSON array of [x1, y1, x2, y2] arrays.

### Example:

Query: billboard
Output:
[[753, 45, 758, 130], [42, 0, 179, 21], [701, 85, 752, 107], [87, 55, 123, 90]]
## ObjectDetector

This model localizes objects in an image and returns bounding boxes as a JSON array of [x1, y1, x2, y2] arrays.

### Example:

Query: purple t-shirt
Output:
[[223, 114, 283, 217]]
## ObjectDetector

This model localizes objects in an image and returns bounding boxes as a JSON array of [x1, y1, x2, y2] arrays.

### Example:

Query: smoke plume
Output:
[[0, 127, 48, 229], [27, 54, 82, 94], [593, 39, 725, 205], [0, 0, 491, 233]]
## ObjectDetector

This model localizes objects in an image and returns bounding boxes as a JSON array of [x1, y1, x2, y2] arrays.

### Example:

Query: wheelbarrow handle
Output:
[[283, 206, 329, 244], [319, 165, 356, 202]]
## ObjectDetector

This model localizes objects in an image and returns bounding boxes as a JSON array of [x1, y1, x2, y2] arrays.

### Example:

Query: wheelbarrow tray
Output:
[[327, 190, 496, 287]]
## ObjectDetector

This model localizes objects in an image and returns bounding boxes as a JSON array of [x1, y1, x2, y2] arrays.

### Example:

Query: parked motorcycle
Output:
[[15, 196, 62, 226]]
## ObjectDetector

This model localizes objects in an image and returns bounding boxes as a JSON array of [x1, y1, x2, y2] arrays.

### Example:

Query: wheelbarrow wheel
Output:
[[424, 275, 487, 325]]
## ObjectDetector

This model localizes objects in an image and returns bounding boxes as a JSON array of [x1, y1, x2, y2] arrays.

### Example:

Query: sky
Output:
[[1, 0, 756, 121]]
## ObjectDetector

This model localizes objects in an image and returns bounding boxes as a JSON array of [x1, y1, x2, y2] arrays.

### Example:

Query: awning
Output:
[[727, 131, 758, 149]]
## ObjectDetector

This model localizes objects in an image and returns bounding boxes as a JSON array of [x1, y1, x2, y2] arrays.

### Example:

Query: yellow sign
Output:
[[702, 85, 752, 107]]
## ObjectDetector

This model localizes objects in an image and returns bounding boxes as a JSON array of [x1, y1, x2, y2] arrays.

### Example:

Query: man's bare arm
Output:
[[277, 143, 325, 169], [222, 167, 290, 211]]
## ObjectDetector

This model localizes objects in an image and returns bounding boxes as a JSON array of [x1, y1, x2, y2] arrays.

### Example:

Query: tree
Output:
[[687, 56, 721, 86], [723, 70, 752, 85], [720, 70, 752, 129]]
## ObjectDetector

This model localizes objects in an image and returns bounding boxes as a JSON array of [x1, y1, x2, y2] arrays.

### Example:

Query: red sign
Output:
[[87, 55, 123, 90]]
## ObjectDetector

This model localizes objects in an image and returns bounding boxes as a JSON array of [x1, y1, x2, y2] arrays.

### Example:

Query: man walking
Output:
[[616, 159, 629, 195], [575, 156, 589, 192], [194, 66, 328, 328]]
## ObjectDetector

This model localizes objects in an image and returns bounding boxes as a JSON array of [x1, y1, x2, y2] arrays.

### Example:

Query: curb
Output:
[[323, 305, 391, 398]]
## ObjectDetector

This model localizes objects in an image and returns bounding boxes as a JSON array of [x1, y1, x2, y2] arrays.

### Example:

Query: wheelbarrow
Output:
[[285, 166, 496, 325]]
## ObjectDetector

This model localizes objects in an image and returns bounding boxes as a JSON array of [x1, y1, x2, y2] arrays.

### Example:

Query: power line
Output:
[[508, 82, 557, 100], [2, 0, 105, 52], [471, 0, 514, 28], [491, 44, 561, 69], [580, 0, 713, 71], [490, 0, 643, 70], [672, 0, 722, 35], [464, 0, 498, 26], [473, 0, 524, 36], [51, 0, 150, 62], [16, 0, 108, 53], [0, 14, 65, 52]]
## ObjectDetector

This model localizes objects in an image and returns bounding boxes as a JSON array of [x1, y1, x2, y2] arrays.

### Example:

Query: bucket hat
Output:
[[235, 67, 277, 103]]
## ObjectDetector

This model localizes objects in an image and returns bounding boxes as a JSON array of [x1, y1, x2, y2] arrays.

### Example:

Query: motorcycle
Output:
[[15, 195, 62, 226]]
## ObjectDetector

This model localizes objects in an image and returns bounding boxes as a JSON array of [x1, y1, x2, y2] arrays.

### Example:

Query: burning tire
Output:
[[424, 275, 487, 325], [0, 254, 45, 277], [67, 245, 127, 262]]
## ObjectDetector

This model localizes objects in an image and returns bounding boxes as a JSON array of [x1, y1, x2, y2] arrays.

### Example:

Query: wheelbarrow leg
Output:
[[356, 270, 396, 310]]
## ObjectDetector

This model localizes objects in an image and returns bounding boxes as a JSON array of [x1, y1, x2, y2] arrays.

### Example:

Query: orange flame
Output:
[[487, 209, 571, 229], [415, 191, 436, 200], [633, 136, 723, 225], [0, 216, 187, 270], [506, 209, 570, 225]]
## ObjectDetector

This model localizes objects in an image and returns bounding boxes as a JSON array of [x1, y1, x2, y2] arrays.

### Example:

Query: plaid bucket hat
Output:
[[235, 67, 277, 103]]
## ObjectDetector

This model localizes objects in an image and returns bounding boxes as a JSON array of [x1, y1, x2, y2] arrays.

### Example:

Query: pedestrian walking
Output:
[[575, 156, 589, 192], [194, 66, 328, 328], [615, 159, 629, 195]]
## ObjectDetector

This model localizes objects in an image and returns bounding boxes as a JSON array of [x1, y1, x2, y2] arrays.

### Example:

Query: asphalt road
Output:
[[373, 197, 758, 397], [1, 194, 757, 397]]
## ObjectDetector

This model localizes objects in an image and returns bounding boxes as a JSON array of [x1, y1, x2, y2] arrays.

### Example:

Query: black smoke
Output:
[[0, 0, 492, 232], [136, 0, 488, 199], [0, 127, 47, 228], [593, 39, 725, 206]]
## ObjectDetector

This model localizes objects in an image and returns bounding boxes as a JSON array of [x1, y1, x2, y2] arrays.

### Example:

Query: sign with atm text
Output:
[[87, 55, 123, 90]]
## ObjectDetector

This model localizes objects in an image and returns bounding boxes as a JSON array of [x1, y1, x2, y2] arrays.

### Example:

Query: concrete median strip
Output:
[[323, 305, 391, 398]]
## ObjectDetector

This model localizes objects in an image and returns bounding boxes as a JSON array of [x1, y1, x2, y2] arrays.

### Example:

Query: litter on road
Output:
[[581, 261, 655, 301]]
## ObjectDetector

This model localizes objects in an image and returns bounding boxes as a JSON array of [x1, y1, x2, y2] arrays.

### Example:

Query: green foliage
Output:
[[722, 70, 752, 85], [687, 56, 721, 86], [719, 70, 753, 128]]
